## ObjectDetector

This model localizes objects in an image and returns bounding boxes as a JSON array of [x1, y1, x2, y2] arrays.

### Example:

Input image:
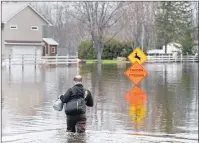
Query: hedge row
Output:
[[78, 39, 134, 59]]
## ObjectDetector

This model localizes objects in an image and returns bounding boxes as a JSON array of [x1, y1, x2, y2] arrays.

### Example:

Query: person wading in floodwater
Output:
[[60, 75, 93, 133]]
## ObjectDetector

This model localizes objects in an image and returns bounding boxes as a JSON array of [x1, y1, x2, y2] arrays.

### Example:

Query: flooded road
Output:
[[2, 63, 198, 143]]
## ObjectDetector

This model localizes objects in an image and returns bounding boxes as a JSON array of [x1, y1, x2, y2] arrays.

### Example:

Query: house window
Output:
[[31, 26, 38, 30], [52, 47, 56, 53], [10, 25, 18, 29]]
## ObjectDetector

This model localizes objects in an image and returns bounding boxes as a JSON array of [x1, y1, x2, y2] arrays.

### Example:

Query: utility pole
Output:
[[141, 2, 145, 51], [141, 24, 145, 51]]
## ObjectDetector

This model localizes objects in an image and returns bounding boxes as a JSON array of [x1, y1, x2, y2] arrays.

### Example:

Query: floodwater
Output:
[[2, 63, 198, 143]]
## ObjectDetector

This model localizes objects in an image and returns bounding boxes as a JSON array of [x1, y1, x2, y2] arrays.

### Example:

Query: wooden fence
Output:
[[146, 55, 198, 63], [2, 54, 198, 68], [2, 54, 79, 68]]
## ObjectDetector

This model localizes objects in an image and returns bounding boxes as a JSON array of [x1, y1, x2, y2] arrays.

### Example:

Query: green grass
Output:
[[85, 59, 122, 64]]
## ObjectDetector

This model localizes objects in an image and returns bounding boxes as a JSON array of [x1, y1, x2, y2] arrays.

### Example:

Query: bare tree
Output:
[[117, 2, 158, 50], [31, 2, 84, 55], [31, 2, 160, 57], [67, 2, 124, 62]]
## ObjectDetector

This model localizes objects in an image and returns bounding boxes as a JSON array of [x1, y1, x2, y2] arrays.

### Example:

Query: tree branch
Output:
[[103, 2, 123, 27]]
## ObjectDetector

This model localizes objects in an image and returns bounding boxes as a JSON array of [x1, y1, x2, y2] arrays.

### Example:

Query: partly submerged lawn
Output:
[[85, 59, 122, 64]]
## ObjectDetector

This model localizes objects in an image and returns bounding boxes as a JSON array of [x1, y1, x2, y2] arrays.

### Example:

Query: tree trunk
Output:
[[96, 42, 102, 62]]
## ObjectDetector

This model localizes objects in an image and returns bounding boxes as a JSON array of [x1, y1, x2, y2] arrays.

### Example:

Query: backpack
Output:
[[64, 88, 87, 115]]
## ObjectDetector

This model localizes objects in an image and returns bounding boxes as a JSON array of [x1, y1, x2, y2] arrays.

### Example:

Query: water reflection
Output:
[[125, 86, 147, 129], [2, 63, 198, 142], [128, 105, 147, 129]]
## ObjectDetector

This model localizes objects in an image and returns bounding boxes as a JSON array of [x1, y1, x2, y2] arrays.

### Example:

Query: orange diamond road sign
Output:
[[124, 61, 147, 85], [125, 86, 147, 106], [128, 47, 147, 65]]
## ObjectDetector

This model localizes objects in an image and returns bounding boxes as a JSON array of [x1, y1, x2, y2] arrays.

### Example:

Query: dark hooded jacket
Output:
[[60, 84, 93, 116]]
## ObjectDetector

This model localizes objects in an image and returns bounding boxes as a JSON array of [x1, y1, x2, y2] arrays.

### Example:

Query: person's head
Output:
[[73, 75, 82, 84]]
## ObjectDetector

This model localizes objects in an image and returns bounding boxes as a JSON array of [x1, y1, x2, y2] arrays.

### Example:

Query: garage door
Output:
[[11, 46, 42, 64]]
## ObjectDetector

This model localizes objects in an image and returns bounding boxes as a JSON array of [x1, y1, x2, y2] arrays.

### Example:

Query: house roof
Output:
[[147, 49, 164, 54], [43, 38, 59, 46], [2, 2, 51, 25]]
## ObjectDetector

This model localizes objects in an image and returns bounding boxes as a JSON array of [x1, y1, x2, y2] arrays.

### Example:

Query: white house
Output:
[[147, 42, 182, 56]]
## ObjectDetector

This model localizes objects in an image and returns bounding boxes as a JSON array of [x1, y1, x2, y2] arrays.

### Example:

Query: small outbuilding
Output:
[[42, 38, 59, 56]]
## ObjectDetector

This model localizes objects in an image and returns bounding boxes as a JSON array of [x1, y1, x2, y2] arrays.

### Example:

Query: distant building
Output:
[[147, 42, 182, 56], [193, 40, 198, 45], [2, 2, 58, 60], [42, 38, 59, 56]]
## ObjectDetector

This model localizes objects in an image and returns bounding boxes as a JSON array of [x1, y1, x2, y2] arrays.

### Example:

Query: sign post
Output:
[[124, 47, 148, 126]]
